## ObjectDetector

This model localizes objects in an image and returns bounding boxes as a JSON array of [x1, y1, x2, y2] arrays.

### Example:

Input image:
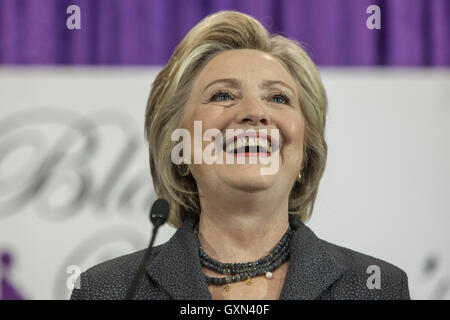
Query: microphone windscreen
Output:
[[150, 198, 170, 226]]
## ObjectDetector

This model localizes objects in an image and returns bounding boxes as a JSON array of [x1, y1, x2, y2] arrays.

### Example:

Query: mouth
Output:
[[222, 130, 280, 157]]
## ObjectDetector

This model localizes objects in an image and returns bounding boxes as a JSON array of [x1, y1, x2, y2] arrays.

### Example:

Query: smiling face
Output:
[[182, 49, 305, 199]]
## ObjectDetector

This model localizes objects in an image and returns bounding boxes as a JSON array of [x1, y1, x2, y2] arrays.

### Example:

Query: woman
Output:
[[70, 10, 410, 300]]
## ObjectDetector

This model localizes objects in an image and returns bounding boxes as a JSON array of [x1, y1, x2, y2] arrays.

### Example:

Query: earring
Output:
[[296, 171, 302, 183], [177, 163, 191, 177]]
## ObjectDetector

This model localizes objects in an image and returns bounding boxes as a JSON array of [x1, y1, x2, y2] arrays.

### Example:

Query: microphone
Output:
[[125, 198, 170, 300]]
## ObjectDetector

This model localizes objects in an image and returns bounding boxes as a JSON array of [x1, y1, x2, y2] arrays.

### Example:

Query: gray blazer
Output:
[[70, 214, 410, 300]]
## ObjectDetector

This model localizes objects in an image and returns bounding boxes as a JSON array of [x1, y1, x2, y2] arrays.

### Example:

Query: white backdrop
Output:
[[0, 67, 448, 300]]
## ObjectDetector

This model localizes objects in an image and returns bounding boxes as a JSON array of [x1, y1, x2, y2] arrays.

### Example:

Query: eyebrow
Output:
[[203, 78, 296, 96]]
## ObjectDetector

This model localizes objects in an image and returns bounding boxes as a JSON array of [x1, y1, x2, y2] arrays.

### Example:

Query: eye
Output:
[[271, 93, 290, 105], [209, 91, 234, 102]]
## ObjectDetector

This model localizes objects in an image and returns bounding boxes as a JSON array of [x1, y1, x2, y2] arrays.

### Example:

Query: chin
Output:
[[225, 168, 277, 190]]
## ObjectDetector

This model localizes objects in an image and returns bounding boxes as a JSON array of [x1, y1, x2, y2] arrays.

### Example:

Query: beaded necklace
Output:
[[194, 223, 294, 292]]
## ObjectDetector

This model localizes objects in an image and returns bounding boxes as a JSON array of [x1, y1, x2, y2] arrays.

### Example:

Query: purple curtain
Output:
[[0, 0, 448, 66]]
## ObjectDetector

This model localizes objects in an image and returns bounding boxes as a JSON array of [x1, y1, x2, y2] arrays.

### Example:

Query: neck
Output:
[[196, 189, 290, 263]]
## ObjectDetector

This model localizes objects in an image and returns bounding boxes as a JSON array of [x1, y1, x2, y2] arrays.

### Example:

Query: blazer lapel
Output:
[[146, 214, 212, 300], [279, 214, 347, 300]]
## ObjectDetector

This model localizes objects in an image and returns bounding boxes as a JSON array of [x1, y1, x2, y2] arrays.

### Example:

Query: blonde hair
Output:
[[144, 10, 328, 228]]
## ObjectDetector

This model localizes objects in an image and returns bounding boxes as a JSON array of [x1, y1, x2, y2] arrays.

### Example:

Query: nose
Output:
[[237, 94, 269, 126]]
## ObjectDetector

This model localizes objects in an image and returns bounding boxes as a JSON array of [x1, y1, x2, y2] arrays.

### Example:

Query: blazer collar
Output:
[[278, 215, 347, 299], [146, 214, 211, 299], [146, 214, 347, 300]]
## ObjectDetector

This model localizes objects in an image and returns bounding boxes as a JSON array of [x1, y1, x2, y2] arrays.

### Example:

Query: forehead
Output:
[[194, 49, 297, 90]]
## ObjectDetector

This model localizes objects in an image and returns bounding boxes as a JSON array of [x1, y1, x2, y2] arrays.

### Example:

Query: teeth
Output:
[[258, 138, 267, 149], [226, 136, 273, 153]]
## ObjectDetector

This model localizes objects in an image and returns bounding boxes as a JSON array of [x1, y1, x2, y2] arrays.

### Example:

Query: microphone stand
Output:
[[124, 224, 161, 300], [125, 199, 169, 300]]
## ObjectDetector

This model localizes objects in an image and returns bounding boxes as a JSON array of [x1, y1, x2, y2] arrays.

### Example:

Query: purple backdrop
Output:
[[0, 0, 448, 65]]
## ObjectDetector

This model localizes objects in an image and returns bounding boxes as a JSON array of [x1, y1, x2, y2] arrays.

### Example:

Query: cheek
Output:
[[188, 106, 235, 144], [186, 104, 229, 128], [281, 112, 305, 145], [279, 113, 305, 165], [183, 106, 233, 163]]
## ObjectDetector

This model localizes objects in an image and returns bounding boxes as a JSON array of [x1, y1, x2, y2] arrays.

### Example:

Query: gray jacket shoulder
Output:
[[318, 239, 410, 299], [70, 244, 166, 300]]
